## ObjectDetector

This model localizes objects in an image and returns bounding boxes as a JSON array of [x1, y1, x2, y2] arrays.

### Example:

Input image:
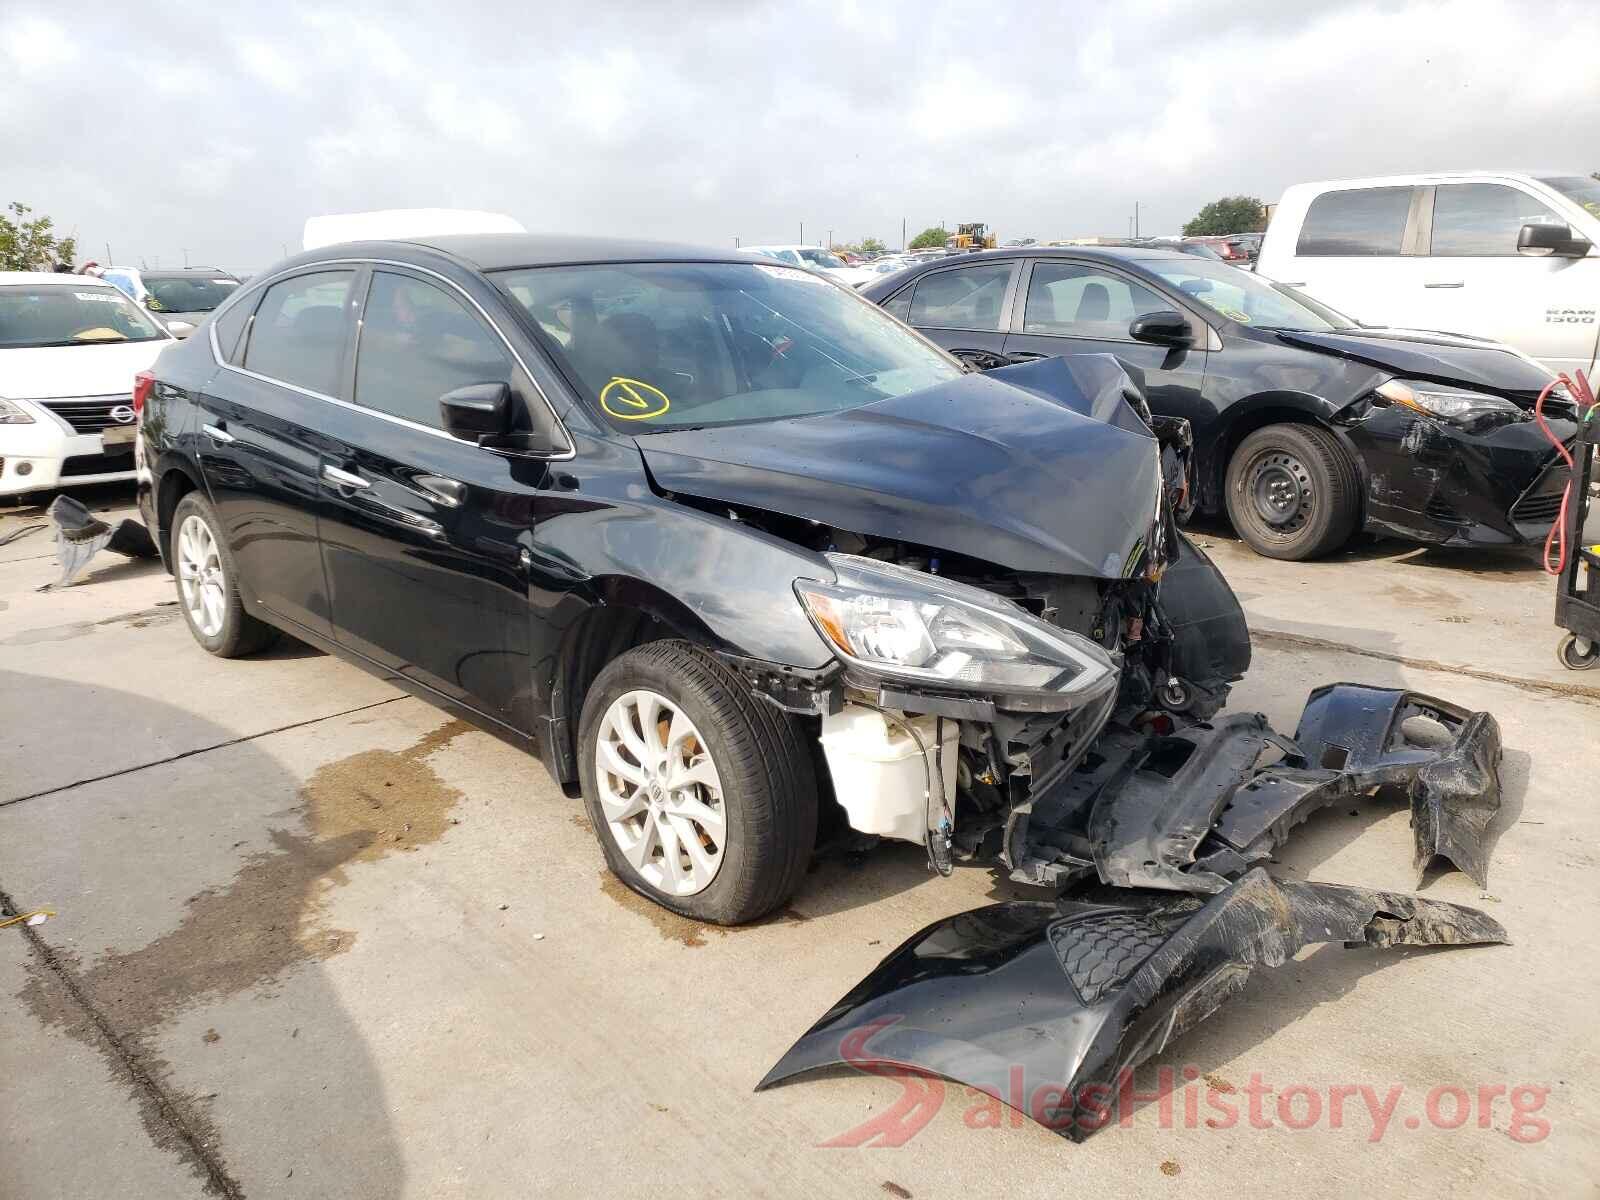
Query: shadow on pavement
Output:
[[1, 670, 407, 1198]]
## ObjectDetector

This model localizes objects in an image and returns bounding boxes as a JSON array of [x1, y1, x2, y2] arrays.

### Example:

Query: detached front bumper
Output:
[[1086, 683, 1503, 892], [1345, 406, 1577, 546], [759, 868, 1506, 1141]]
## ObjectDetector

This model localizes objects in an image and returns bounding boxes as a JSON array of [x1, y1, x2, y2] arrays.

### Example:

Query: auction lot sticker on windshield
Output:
[[600, 376, 671, 420], [74, 291, 124, 302]]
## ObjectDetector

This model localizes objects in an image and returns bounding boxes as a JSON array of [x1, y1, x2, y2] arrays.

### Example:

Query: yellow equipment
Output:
[[946, 222, 997, 251]]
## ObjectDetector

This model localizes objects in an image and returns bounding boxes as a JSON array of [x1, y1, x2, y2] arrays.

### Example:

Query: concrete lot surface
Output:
[[3, 488, 1597, 1198]]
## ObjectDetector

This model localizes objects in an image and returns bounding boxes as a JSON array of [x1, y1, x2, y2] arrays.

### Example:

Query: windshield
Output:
[[143, 275, 238, 313], [1538, 176, 1600, 221], [494, 261, 962, 432], [799, 248, 848, 270], [0, 285, 169, 348], [1145, 258, 1351, 331]]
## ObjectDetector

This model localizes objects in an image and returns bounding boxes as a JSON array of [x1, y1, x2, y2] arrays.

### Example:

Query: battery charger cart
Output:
[[1556, 405, 1599, 671]]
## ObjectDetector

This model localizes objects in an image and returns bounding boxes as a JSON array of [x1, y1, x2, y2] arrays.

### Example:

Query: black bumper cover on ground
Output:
[[1089, 683, 1503, 892], [758, 869, 1507, 1141]]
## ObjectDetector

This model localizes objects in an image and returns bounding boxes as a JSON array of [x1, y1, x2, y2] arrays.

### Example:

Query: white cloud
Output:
[[232, 36, 301, 94], [2, 14, 77, 73], [424, 83, 521, 151]]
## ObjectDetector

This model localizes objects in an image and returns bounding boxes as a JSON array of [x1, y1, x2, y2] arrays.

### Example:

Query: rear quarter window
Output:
[[1295, 186, 1414, 256]]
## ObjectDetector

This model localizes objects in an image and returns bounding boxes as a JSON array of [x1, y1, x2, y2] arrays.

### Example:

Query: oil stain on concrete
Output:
[[17, 716, 475, 1190]]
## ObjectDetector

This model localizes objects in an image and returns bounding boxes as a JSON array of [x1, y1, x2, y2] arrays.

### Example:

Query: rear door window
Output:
[[211, 294, 254, 363], [1295, 187, 1414, 256], [907, 263, 1013, 330], [1022, 262, 1166, 339], [353, 272, 512, 429], [240, 270, 355, 396], [1430, 183, 1566, 256]]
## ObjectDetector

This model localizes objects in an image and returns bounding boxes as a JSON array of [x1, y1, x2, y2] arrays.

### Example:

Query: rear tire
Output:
[[578, 640, 817, 925], [1225, 423, 1360, 560], [170, 492, 279, 657]]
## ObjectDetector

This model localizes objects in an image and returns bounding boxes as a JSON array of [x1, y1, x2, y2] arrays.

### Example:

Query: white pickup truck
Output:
[[1257, 172, 1600, 377]]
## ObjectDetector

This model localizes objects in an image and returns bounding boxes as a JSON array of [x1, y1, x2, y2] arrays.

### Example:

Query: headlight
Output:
[[1375, 379, 1524, 428], [0, 398, 36, 424], [795, 553, 1117, 704]]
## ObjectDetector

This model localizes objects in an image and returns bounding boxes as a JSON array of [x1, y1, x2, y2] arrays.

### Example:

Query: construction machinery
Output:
[[945, 222, 997, 252]]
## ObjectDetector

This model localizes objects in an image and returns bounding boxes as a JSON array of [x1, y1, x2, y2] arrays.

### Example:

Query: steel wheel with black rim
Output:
[[577, 639, 817, 924], [169, 492, 279, 657], [1225, 423, 1360, 560]]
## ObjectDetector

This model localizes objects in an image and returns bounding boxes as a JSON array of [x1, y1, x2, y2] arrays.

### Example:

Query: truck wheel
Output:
[[1225, 423, 1360, 560], [577, 640, 818, 925], [170, 493, 279, 657]]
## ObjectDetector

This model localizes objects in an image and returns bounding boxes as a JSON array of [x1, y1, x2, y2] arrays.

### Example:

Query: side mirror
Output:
[[165, 320, 196, 339], [1129, 310, 1193, 345], [440, 382, 511, 442], [1517, 222, 1591, 258]]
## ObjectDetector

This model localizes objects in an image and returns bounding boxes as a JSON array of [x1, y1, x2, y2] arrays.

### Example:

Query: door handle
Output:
[[1424, 280, 1465, 288], [202, 423, 236, 444], [322, 464, 370, 490], [414, 474, 466, 508]]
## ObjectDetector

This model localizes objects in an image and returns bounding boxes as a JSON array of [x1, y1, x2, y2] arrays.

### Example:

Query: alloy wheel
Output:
[[595, 690, 727, 896], [177, 514, 227, 638]]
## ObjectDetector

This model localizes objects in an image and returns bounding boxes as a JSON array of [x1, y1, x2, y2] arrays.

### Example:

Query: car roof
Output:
[[1281, 170, 1579, 193], [0, 271, 127, 288], [140, 268, 236, 278], [893, 246, 1193, 265], [299, 233, 758, 272]]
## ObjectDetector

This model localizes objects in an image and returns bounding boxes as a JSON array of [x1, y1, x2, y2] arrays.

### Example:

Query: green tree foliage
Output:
[[1181, 196, 1265, 237], [0, 203, 77, 271], [858, 236, 886, 253], [908, 226, 949, 250]]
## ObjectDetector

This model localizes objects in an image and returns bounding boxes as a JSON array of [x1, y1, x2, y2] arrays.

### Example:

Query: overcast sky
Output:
[[4, 0, 1596, 271]]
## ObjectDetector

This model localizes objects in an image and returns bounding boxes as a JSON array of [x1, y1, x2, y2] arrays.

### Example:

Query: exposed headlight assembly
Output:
[[795, 553, 1117, 708], [1375, 379, 1525, 429], [0, 397, 36, 424]]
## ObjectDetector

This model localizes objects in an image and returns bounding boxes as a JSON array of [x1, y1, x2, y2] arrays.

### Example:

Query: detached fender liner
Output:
[[757, 868, 1506, 1141]]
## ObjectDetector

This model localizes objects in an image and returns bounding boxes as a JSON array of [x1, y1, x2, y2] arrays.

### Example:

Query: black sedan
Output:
[[862, 247, 1578, 559]]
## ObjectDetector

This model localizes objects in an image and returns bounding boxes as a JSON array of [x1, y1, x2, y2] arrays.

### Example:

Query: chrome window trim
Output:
[[208, 257, 575, 460]]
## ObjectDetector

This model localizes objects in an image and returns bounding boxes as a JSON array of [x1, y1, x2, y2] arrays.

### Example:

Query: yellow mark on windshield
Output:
[[600, 376, 671, 420]]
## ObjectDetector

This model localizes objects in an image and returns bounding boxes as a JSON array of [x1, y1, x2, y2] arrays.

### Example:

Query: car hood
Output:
[[1, 339, 172, 400], [637, 355, 1162, 579], [1274, 326, 1556, 399]]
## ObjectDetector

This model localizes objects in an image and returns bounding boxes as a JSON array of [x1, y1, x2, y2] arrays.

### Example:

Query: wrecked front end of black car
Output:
[[686, 356, 1510, 1139]]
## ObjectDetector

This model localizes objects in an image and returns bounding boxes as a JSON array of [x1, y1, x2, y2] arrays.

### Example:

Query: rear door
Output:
[[999, 258, 1209, 423], [883, 260, 1017, 368], [1417, 181, 1597, 373], [195, 267, 359, 638], [1273, 185, 1422, 326], [316, 266, 545, 733]]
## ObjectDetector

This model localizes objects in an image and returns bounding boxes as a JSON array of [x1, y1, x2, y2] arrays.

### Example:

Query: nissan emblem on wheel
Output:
[[136, 231, 1508, 1137]]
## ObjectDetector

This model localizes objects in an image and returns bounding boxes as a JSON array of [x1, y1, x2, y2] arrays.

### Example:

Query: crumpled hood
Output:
[[1275, 326, 1556, 399], [638, 355, 1161, 578]]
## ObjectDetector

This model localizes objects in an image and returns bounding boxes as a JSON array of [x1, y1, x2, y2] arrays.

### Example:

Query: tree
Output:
[[859, 236, 886, 253], [1181, 196, 1265, 237], [908, 225, 949, 250], [0, 203, 77, 271]]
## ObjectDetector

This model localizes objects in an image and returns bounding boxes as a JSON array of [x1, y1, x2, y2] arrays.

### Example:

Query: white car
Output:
[[1257, 171, 1600, 376], [0, 272, 175, 497], [740, 245, 876, 287]]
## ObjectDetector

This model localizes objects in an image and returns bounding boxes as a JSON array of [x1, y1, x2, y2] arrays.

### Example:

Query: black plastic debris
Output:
[[758, 868, 1507, 1141], [42, 495, 158, 588]]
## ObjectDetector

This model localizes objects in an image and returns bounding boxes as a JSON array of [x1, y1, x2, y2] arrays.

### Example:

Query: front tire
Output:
[[1225, 423, 1360, 560], [577, 640, 817, 925], [170, 493, 278, 657]]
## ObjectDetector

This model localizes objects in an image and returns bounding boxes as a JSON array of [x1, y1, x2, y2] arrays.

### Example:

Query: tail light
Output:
[[132, 371, 155, 418]]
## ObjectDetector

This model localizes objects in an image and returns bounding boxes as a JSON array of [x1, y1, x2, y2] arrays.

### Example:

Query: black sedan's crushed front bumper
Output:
[[759, 868, 1507, 1141], [1343, 406, 1577, 546]]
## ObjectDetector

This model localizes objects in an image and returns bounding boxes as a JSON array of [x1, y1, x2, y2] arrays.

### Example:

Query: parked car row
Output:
[[862, 243, 1578, 559]]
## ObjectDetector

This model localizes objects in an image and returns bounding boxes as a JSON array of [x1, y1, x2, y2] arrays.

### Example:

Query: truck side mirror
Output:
[[1517, 222, 1592, 259]]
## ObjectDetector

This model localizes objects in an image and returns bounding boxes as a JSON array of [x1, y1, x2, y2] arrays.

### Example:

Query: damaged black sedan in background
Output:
[[863, 246, 1578, 560], [138, 234, 1508, 1141]]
